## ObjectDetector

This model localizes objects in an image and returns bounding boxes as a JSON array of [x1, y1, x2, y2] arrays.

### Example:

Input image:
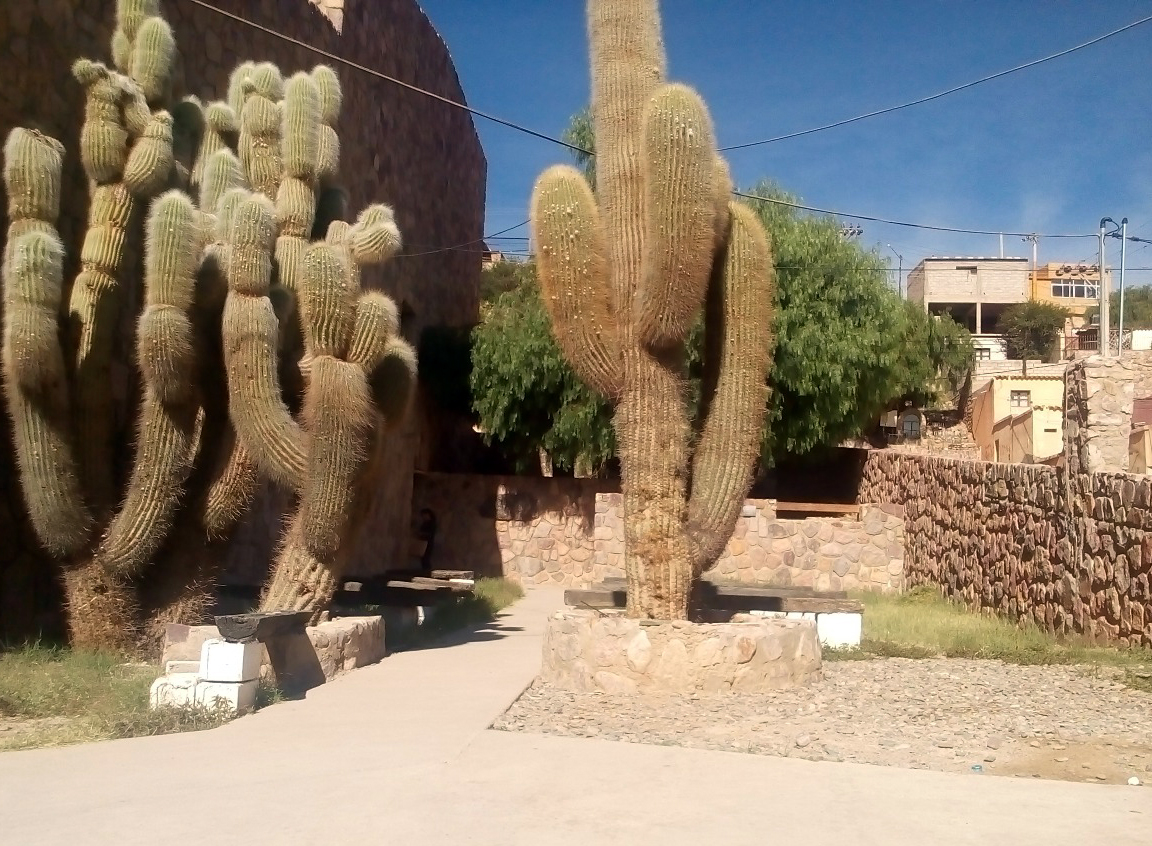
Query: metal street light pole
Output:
[[1118, 218, 1129, 356], [1099, 217, 1114, 358], [886, 244, 903, 298]]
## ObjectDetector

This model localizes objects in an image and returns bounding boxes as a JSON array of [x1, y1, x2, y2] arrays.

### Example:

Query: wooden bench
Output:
[[566, 578, 864, 648], [774, 501, 861, 520]]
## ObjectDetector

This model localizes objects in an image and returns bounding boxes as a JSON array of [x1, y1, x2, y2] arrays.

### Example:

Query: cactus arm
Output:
[[122, 110, 174, 196], [128, 16, 175, 107], [191, 103, 239, 196], [221, 192, 307, 490], [530, 166, 622, 399], [238, 63, 284, 200], [2, 231, 94, 556], [686, 202, 776, 572], [634, 84, 719, 348], [259, 244, 377, 619], [275, 72, 321, 292], [97, 191, 203, 576], [311, 65, 342, 187], [73, 60, 129, 185], [200, 435, 259, 539]]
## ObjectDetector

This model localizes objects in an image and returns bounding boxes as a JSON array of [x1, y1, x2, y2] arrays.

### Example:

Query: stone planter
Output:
[[541, 610, 822, 695]]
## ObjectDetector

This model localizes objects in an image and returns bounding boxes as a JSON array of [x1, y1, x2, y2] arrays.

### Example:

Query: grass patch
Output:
[[0, 644, 285, 752], [823, 586, 1152, 686], [388, 577, 524, 651]]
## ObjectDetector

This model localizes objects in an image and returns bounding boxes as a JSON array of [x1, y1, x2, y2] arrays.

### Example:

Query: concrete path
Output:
[[0, 587, 1147, 845]]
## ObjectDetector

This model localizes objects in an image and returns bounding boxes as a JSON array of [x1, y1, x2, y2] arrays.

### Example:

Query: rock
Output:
[[984, 754, 997, 763], [1128, 777, 1142, 786], [795, 733, 811, 748], [986, 736, 1003, 750]]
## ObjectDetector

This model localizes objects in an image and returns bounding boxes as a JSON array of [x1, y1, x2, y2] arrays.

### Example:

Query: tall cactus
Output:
[[530, 0, 776, 620], [1, 0, 417, 650]]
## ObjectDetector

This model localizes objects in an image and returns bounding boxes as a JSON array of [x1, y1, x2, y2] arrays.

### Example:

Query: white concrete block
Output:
[[163, 660, 200, 675], [816, 612, 863, 649], [785, 611, 817, 623], [149, 672, 200, 710], [200, 638, 263, 683], [748, 610, 786, 618], [195, 679, 258, 713]]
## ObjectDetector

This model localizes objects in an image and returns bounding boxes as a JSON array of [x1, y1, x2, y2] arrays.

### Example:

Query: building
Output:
[[907, 257, 1031, 334], [481, 242, 506, 269], [970, 375, 1064, 464], [1029, 262, 1107, 329]]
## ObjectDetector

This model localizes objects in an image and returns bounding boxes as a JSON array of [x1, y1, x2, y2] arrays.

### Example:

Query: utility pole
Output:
[[1021, 234, 1039, 299], [886, 244, 903, 299], [1118, 217, 1128, 356], [1099, 218, 1113, 358]]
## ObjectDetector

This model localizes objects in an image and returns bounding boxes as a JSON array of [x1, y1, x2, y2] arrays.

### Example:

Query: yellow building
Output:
[[1029, 262, 1107, 328], [970, 375, 1064, 463]]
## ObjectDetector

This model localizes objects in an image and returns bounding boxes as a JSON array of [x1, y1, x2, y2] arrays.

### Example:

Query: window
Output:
[[1050, 280, 1100, 300], [974, 347, 991, 361], [1010, 390, 1031, 410], [900, 414, 921, 440]]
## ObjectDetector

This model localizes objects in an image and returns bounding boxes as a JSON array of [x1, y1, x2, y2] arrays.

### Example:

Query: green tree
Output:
[[480, 258, 534, 303], [561, 106, 596, 189], [1085, 286, 1152, 331], [470, 119, 963, 469], [470, 278, 615, 473], [998, 301, 1069, 375]]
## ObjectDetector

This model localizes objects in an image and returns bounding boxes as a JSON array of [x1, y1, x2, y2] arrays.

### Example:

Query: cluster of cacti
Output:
[[530, 0, 776, 620], [1, 0, 416, 649]]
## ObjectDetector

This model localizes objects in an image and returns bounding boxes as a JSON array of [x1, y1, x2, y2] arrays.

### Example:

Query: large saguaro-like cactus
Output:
[[1, 0, 417, 650], [530, 0, 776, 620]]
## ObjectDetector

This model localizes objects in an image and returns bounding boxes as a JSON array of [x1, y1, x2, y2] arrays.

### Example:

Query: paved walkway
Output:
[[0, 588, 1146, 845]]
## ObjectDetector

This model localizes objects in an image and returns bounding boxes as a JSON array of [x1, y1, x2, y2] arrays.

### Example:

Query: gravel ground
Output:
[[494, 658, 1152, 784]]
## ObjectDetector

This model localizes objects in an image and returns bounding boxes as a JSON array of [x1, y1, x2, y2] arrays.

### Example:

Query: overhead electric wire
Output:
[[183, 0, 588, 154], [720, 13, 1152, 152], [185, 0, 1132, 251], [731, 192, 1095, 238]]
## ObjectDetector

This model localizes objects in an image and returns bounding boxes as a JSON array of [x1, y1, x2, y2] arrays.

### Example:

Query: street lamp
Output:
[[886, 244, 903, 299]]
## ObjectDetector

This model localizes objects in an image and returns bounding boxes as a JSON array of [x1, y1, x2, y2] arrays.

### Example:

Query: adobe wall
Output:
[[0, 0, 485, 629]]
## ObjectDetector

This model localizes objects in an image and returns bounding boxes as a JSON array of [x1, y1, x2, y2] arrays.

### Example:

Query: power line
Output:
[[182, 0, 589, 155], [397, 220, 530, 258], [732, 191, 1095, 238], [720, 13, 1152, 152]]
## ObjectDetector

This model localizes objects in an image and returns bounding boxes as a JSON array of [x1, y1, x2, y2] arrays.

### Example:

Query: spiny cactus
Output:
[[1, 0, 418, 649], [529, 0, 776, 620]]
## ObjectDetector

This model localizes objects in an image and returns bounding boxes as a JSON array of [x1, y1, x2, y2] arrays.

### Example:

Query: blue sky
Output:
[[419, 0, 1152, 288]]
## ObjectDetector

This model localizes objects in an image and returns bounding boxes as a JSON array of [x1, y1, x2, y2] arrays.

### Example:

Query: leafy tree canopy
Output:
[[998, 300, 1068, 372], [466, 116, 973, 472], [1084, 285, 1152, 331]]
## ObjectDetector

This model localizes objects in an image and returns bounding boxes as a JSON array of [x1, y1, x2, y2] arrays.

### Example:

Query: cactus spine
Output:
[[529, 0, 776, 620]]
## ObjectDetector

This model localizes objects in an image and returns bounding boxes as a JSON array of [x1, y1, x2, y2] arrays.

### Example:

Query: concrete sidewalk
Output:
[[0, 587, 1146, 845]]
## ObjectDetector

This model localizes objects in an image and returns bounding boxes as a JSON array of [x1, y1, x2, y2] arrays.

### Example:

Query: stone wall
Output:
[[0, 0, 485, 632], [410, 474, 904, 592], [859, 451, 1152, 647], [1065, 355, 1152, 475], [594, 495, 904, 593]]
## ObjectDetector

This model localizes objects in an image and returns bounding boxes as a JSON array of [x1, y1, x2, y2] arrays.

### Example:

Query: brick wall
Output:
[[859, 451, 1152, 647], [411, 474, 905, 592], [0, 0, 485, 632]]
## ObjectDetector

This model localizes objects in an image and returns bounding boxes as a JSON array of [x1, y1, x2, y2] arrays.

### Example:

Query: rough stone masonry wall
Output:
[[594, 495, 904, 593], [859, 451, 1152, 647], [411, 474, 905, 592], [1065, 354, 1152, 475], [0, 0, 485, 629]]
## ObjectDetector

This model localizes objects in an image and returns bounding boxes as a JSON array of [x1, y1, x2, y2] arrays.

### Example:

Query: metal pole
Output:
[[999, 233, 1004, 258], [1099, 218, 1111, 358], [886, 244, 903, 298], [1118, 217, 1128, 356]]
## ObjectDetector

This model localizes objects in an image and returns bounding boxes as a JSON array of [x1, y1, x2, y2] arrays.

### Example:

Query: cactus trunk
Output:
[[530, 0, 776, 620]]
